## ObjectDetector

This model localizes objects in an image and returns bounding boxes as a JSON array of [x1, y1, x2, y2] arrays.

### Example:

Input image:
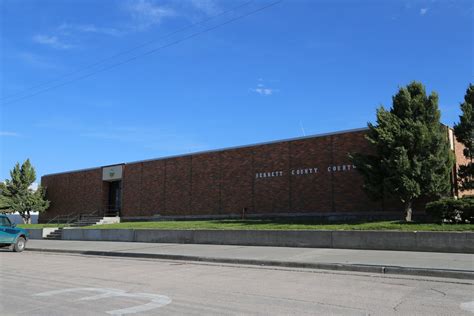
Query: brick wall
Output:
[[453, 132, 474, 197], [44, 128, 461, 221], [41, 168, 103, 221]]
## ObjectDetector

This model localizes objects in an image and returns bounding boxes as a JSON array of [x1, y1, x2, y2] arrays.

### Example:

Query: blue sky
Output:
[[1, 0, 473, 180]]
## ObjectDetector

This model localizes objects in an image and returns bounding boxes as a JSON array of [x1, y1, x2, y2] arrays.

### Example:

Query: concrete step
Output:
[[44, 216, 119, 233], [44, 228, 63, 240], [74, 220, 101, 224], [41, 215, 120, 239], [70, 223, 99, 227], [75, 217, 102, 221], [71, 222, 99, 226]]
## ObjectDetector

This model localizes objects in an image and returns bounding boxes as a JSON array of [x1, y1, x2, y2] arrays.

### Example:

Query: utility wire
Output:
[[2, 1, 282, 106], [1, 1, 254, 101]]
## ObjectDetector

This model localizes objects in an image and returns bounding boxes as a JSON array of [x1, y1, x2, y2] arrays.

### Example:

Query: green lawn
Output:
[[80, 219, 474, 231], [17, 224, 69, 229]]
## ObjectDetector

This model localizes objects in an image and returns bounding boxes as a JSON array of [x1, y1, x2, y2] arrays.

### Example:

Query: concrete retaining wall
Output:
[[26, 229, 43, 240], [63, 228, 135, 242], [61, 229, 474, 253], [26, 228, 60, 239]]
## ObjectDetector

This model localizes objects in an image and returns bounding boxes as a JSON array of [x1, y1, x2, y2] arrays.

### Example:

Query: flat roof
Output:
[[43, 127, 369, 177]]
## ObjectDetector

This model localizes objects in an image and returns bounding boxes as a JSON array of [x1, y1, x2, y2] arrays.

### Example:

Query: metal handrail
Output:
[[66, 214, 80, 224], [45, 208, 119, 225], [46, 212, 75, 225], [79, 210, 101, 220], [47, 210, 97, 224]]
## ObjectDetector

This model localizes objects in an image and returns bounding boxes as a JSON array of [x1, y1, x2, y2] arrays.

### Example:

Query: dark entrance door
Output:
[[108, 181, 122, 216]]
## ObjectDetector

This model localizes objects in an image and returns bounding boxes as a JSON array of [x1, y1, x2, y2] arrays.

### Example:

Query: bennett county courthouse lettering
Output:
[[39, 127, 469, 222]]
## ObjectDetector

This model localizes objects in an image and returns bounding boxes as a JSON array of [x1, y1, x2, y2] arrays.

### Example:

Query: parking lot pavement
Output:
[[0, 251, 473, 315]]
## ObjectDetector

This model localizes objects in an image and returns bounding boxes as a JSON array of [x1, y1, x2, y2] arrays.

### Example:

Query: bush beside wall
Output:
[[426, 196, 474, 223]]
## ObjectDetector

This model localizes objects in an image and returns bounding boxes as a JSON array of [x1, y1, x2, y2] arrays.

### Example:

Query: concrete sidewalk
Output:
[[26, 240, 474, 280]]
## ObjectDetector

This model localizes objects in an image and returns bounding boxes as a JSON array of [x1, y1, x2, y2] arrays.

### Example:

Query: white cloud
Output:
[[126, 0, 176, 30], [190, 0, 219, 15], [33, 34, 73, 49], [420, 8, 429, 15], [0, 131, 19, 137], [251, 79, 278, 96], [58, 23, 122, 37], [252, 88, 275, 96], [35, 0, 220, 44], [31, 24, 120, 52]]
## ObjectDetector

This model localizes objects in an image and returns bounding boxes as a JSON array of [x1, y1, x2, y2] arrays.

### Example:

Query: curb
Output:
[[27, 248, 474, 280]]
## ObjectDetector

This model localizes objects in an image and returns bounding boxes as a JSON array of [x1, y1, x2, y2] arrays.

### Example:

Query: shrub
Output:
[[426, 196, 474, 223]]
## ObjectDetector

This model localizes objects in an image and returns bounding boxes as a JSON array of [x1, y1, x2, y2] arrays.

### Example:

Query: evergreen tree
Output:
[[0, 182, 12, 211], [453, 84, 473, 191], [0, 159, 50, 223], [351, 82, 454, 221]]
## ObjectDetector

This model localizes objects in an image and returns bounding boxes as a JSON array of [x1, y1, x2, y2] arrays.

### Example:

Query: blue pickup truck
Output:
[[0, 214, 29, 252]]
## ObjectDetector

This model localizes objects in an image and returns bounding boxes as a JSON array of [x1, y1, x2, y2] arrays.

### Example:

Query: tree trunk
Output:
[[21, 211, 31, 224], [404, 200, 413, 222]]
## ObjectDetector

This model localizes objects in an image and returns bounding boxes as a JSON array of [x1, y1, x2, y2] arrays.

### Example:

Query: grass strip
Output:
[[77, 220, 474, 231]]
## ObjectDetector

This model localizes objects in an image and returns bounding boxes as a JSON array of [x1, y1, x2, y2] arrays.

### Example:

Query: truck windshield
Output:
[[0, 217, 12, 227]]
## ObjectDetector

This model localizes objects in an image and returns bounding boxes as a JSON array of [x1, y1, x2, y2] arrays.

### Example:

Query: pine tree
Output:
[[351, 82, 454, 221], [453, 84, 473, 191], [0, 159, 50, 224]]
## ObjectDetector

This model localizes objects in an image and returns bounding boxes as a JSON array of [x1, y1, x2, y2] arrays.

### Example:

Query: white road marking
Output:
[[106, 293, 172, 315], [461, 301, 474, 313], [34, 287, 172, 315], [35, 287, 123, 297]]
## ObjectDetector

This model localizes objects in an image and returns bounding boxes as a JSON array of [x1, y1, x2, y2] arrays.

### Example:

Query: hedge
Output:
[[426, 196, 474, 223]]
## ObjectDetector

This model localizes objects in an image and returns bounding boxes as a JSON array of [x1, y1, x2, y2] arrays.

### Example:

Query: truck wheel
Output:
[[13, 237, 26, 252]]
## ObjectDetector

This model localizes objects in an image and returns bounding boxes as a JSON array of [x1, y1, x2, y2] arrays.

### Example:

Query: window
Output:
[[0, 217, 12, 227]]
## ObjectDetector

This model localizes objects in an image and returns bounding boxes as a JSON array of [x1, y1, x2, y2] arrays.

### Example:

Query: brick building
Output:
[[39, 127, 469, 222]]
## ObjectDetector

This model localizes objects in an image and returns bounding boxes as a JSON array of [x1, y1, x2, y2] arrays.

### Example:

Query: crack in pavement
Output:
[[430, 287, 447, 296], [392, 298, 406, 312]]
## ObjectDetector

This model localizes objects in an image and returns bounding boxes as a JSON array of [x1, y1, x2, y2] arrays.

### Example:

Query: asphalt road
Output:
[[0, 251, 473, 315]]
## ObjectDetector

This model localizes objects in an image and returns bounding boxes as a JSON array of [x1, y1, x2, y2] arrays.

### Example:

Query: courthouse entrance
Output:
[[107, 180, 122, 216], [102, 165, 124, 216]]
